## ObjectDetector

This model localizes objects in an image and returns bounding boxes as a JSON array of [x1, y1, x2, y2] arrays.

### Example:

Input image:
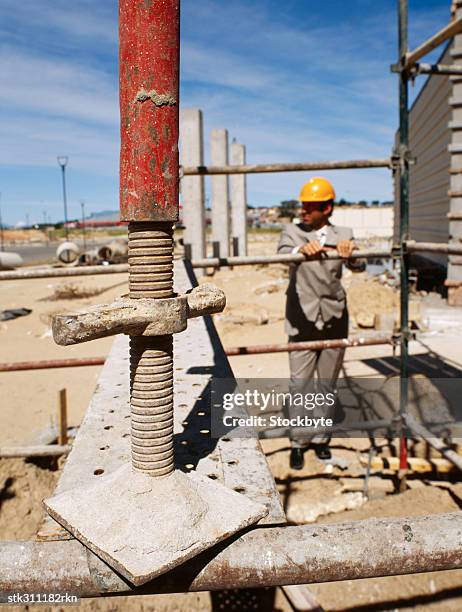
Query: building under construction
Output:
[[4, 1, 462, 611]]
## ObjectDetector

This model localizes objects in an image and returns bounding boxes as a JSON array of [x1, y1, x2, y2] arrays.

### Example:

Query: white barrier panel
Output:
[[331, 207, 393, 239]]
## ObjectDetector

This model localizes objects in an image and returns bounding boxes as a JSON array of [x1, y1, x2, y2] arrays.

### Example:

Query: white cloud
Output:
[[0, 0, 117, 45], [0, 113, 118, 173], [0, 47, 118, 126], [182, 41, 276, 90], [0, 0, 453, 219]]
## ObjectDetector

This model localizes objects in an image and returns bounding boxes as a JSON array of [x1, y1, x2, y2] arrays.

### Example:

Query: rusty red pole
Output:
[[119, 0, 180, 478], [0, 357, 106, 372], [119, 0, 180, 222], [399, 433, 408, 491], [225, 335, 393, 356]]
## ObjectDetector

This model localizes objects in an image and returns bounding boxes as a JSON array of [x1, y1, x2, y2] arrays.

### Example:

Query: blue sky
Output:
[[0, 0, 453, 225]]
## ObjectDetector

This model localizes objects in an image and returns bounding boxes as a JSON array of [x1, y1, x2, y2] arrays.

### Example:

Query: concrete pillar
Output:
[[448, 0, 462, 303], [180, 109, 206, 264], [230, 141, 248, 256], [210, 129, 230, 257]]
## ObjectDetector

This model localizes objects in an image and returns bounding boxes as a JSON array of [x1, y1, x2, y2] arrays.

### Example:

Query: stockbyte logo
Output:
[[221, 413, 334, 429], [221, 389, 336, 411]]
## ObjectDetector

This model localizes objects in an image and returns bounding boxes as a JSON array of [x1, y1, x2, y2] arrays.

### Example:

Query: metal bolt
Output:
[[128, 222, 175, 477]]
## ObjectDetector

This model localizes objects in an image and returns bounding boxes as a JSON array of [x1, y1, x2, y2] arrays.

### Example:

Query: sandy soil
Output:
[[2, 229, 48, 242], [2, 232, 462, 611], [0, 274, 129, 445]]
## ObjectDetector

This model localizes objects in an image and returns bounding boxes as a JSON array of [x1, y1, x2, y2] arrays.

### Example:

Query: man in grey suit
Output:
[[277, 177, 364, 469]]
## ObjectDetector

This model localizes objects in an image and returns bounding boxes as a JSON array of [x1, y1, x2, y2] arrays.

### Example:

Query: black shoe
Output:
[[314, 445, 332, 461], [290, 447, 304, 470]]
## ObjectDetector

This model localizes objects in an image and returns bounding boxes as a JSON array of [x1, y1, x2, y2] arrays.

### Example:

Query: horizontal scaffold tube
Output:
[[182, 158, 392, 176], [405, 415, 462, 472], [406, 241, 462, 256], [413, 62, 462, 76], [225, 335, 392, 356], [0, 445, 71, 458], [0, 358, 106, 372], [3, 512, 462, 595], [0, 338, 388, 372], [191, 250, 392, 269], [0, 264, 129, 281], [2, 242, 461, 281], [258, 417, 457, 440], [405, 16, 462, 69], [259, 418, 392, 440]]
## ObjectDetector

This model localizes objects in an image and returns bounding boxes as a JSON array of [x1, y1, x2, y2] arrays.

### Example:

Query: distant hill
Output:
[[88, 210, 119, 221]]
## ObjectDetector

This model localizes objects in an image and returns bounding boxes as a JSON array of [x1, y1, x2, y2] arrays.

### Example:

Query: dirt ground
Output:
[[2, 231, 462, 611]]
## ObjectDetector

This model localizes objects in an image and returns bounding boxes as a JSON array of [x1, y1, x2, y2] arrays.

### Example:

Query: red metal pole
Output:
[[399, 433, 408, 491], [119, 0, 180, 478], [225, 335, 392, 356], [0, 337, 390, 370], [119, 0, 180, 222], [0, 357, 106, 372]]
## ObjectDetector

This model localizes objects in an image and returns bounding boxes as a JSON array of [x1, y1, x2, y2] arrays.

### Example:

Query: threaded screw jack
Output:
[[128, 222, 175, 478]]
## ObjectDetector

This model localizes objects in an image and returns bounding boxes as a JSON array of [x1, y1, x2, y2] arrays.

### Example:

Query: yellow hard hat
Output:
[[299, 177, 336, 202]]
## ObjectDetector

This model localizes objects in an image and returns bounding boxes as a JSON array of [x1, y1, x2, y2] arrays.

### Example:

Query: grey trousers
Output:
[[287, 310, 348, 448]]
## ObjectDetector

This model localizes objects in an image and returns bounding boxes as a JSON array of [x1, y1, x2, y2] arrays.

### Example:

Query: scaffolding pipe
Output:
[[406, 240, 462, 255], [445, 279, 462, 287], [225, 335, 392, 356], [181, 158, 392, 176], [258, 418, 393, 440], [259, 418, 461, 440], [0, 264, 129, 281], [411, 62, 462, 76], [191, 249, 392, 269], [3, 512, 462, 595], [405, 16, 462, 69], [0, 338, 388, 372], [0, 358, 106, 372], [0, 445, 71, 458], [405, 415, 462, 472], [1, 241, 460, 281], [397, 0, 410, 492]]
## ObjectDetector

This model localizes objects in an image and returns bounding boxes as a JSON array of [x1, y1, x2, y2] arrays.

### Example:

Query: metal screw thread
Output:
[[128, 222, 174, 478]]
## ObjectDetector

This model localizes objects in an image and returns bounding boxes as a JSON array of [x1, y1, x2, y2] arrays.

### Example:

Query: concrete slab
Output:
[[44, 466, 267, 586], [39, 260, 285, 545]]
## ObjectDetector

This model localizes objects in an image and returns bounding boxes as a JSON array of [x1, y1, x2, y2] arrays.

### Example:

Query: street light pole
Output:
[[57, 156, 69, 240], [80, 200, 86, 251], [0, 193, 4, 252]]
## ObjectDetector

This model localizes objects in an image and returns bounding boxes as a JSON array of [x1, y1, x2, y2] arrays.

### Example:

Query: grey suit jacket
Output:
[[278, 222, 355, 336]]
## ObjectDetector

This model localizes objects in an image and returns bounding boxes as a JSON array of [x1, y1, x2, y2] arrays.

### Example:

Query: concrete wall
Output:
[[331, 207, 393, 239], [448, 2, 462, 288], [394, 44, 452, 268]]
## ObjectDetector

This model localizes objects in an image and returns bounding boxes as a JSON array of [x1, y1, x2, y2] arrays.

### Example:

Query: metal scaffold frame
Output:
[[4, 0, 462, 597]]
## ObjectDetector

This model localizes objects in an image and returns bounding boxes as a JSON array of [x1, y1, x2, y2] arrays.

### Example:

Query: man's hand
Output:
[[336, 240, 356, 259], [300, 240, 325, 260]]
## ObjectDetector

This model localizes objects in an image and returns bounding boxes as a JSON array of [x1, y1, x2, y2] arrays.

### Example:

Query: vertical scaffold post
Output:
[[120, 0, 180, 478], [44, 0, 266, 587], [398, 0, 410, 490]]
